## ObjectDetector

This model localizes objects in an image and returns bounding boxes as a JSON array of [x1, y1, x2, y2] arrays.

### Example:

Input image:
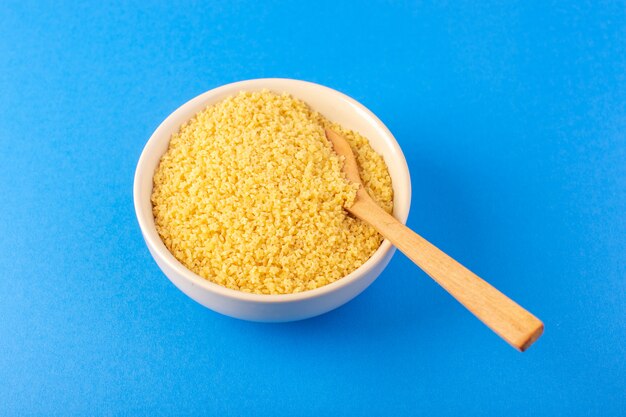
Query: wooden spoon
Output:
[[325, 129, 544, 351]]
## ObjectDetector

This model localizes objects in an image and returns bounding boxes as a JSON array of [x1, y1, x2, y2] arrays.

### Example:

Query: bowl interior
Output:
[[134, 78, 411, 300]]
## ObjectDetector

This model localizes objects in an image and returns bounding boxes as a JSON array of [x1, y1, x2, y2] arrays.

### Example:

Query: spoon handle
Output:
[[349, 198, 544, 351]]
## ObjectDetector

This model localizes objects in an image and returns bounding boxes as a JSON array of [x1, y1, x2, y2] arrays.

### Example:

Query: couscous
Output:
[[152, 90, 393, 294]]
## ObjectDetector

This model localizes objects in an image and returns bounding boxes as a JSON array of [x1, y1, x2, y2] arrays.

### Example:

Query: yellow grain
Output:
[[152, 90, 393, 294]]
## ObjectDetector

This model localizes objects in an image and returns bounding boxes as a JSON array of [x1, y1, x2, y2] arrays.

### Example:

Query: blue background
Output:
[[1, 1, 624, 415]]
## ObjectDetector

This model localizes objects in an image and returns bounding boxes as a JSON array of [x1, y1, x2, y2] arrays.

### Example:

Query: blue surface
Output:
[[1, 1, 624, 415]]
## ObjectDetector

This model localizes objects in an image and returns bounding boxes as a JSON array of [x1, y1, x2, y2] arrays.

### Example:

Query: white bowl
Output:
[[134, 78, 411, 322]]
